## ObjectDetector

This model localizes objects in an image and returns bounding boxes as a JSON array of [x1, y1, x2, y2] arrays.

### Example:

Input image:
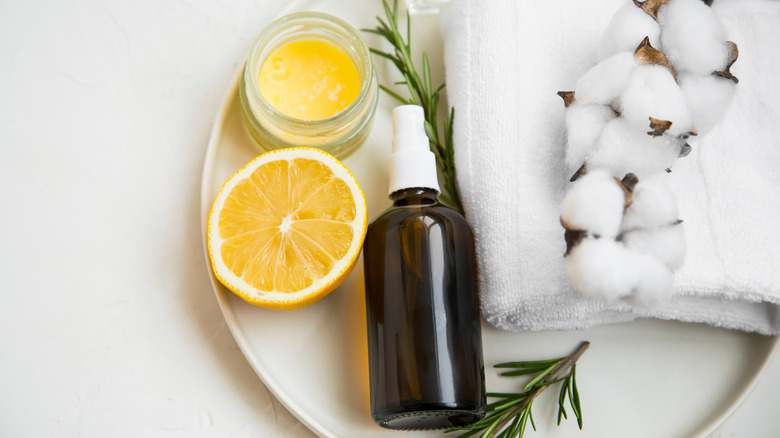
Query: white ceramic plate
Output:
[[201, 1, 779, 436]]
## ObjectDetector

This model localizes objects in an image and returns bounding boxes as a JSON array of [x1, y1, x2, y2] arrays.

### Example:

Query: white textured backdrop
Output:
[[0, 0, 776, 436]]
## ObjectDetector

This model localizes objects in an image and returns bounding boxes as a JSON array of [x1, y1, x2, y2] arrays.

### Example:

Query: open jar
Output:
[[239, 12, 378, 159]]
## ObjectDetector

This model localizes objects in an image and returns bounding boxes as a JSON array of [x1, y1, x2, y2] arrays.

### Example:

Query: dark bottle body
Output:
[[363, 188, 486, 430]]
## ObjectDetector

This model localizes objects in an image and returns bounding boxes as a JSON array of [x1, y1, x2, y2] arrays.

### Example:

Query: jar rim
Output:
[[244, 11, 375, 126]]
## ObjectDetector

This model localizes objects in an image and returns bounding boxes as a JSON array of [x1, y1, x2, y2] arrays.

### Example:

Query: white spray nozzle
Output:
[[388, 105, 440, 195], [392, 105, 429, 152]]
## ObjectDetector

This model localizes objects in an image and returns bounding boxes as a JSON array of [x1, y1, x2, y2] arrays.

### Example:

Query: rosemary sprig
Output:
[[447, 341, 590, 438], [363, 0, 464, 213]]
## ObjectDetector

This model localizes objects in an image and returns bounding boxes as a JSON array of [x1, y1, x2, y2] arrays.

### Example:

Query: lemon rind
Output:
[[207, 147, 367, 310]]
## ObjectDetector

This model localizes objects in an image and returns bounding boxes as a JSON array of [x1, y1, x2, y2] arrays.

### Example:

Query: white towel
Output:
[[441, 0, 780, 335]]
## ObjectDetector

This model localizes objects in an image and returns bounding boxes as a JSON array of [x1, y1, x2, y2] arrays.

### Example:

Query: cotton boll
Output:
[[575, 52, 637, 105], [627, 253, 675, 305], [565, 102, 617, 171], [658, 0, 728, 75], [589, 118, 679, 179], [621, 178, 679, 230], [621, 65, 693, 136], [622, 223, 686, 270], [566, 238, 675, 304], [560, 170, 626, 238], [679, 72, 736, 136], [565, 237, 638, 300], [597, 4, 662, 61]]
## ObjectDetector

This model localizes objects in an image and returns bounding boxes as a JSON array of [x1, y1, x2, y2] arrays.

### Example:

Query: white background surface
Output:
[[1, 1, 777, 437]]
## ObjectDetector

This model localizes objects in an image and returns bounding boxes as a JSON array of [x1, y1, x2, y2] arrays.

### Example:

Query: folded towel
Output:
[[441, 0, 780, 335]]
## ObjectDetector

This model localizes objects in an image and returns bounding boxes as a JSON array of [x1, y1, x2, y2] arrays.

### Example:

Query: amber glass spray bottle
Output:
[[362, 105, 486, 430]]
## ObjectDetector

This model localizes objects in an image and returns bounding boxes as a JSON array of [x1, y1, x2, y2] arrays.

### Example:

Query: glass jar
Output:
[[239, 11, 378, 160]]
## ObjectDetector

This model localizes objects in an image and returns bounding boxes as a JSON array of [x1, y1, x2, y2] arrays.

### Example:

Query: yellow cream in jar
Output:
[[258, 39, 361, 121], [239, 11, 378, 159]]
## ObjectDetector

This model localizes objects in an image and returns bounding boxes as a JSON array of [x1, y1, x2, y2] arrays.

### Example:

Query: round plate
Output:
[[200, 1, 779, 436]]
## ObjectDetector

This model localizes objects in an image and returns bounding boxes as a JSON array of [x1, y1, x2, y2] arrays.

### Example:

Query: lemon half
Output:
[[208, 147, 367, 310]]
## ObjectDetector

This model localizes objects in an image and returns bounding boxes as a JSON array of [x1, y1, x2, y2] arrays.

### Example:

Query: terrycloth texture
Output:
[[441, 0, 780, 335]]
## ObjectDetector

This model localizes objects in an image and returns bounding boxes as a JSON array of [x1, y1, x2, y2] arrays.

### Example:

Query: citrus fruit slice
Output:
[[207, 147, 367, 310]]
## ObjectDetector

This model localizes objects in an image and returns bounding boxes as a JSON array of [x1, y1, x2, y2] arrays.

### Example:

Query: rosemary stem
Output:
[[491, 341, 590, 434], [544, 341, 590, 384]]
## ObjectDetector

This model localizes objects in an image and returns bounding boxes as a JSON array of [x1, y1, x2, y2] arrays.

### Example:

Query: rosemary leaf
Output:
[[524, 362, 561, 391], [376, 17, 392, 36], [494, 358, 564, 368], [482, 409, 512, 438], [487, 392, 529, 399], [538, 376, 568, 387], [572, 364, 584, 429], [568, 373, 579, 417], [422, 52, 432, 97], [405, 7, 410, 48], [402, 73, 421, 106], [558, 405, 568, 425], [438, 192, 455, 208], [423, 120, 439, 145], [557, 375, 570, 425], [518, 407, 531, 438], [499, 367, 549, 377], [489, 395, 528, 411], [368, 48, 396, 62], [430, 90, 440, 129]]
